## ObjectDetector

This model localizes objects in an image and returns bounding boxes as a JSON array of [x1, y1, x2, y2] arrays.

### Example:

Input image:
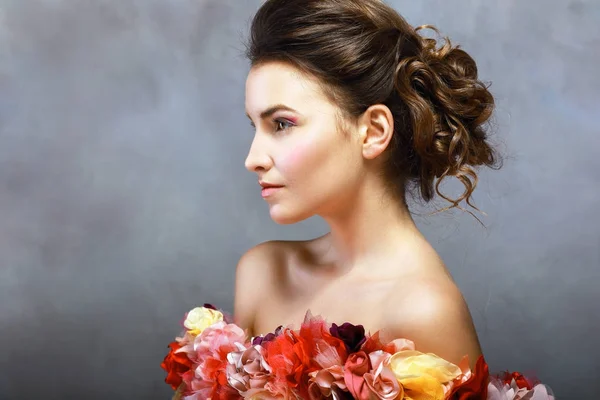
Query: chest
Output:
[[252, 277, 396, 336]]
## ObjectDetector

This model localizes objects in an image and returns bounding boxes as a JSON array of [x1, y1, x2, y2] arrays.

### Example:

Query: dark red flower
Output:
[[447, 355, 489, 399], [160, 341, 194, 390], [330, 322, 366, 353], [252, 325, 283, 346]]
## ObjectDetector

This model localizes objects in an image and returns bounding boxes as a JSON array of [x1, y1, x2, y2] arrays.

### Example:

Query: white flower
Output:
[[183, 306, 223, 336]]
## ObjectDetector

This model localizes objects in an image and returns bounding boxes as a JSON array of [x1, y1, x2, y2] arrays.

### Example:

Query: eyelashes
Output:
[[249, 118, 296, 134], [274, 119, 295, 133]]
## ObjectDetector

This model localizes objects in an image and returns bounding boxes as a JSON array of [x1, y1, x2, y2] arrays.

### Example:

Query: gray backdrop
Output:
[[0, 0, 598, 399]]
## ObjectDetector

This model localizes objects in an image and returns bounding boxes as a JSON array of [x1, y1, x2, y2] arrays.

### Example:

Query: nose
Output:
[[244, 133, 273, 173]]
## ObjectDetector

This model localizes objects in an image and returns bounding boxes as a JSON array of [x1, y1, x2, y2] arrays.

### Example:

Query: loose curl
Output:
[[244, 0, 501, 216]]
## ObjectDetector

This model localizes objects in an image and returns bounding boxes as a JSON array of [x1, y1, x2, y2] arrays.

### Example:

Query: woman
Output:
[[236, 0, 500, 371]]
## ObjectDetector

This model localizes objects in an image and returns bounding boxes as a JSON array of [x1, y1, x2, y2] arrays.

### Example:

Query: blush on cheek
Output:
[[279, 142, 313, 175]]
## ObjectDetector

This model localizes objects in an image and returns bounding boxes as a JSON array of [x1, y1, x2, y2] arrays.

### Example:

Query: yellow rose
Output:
[[389, 350, 462, 400], [183, 306, 224, 336]]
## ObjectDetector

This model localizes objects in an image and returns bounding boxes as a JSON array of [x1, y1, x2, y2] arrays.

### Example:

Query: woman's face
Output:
[[245, 61, 363, 224]]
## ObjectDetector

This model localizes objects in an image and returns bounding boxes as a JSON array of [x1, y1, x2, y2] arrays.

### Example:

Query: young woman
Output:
[[236, 0, 500, 371]]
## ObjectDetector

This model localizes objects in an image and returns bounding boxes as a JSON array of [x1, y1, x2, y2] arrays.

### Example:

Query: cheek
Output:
[[277, 141, 318, 177]]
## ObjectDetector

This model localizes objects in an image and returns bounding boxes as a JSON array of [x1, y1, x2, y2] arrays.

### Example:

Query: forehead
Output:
[[245, 62, 332, 116]]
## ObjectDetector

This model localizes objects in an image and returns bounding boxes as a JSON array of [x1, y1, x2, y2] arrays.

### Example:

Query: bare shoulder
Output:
[[382, 275, 482, 368], [233, 239, 306, 334], [233, 241, 281, 330]]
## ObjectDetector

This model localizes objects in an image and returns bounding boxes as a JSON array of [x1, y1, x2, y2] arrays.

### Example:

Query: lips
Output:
[[260, 184, 283, 189], [258, 180, 284, 198], [260, 185, 283, 198]]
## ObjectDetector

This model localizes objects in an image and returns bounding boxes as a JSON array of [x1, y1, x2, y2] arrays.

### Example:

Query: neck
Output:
[[318, 180, 422, 271]]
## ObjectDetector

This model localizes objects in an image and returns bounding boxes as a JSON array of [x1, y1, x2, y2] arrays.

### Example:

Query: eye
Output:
[[274, 119, 294, 133]]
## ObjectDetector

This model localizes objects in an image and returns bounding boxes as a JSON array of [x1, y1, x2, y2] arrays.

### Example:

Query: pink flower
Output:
[[363, 351, 402, 399], [242, 385, 291, 399], [181, 371, 213, 399], [343, 351, 372, 399], [308, 365, 347, 399], [487, 379, 555, 400], [387, 338, 415, 353], [226, 344, 273, 395], [192, 321, 247, 359], [181, 321, 247, 399], [343, 350, 403, 400]]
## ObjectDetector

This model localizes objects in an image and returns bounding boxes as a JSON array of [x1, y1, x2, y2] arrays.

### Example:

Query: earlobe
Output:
[[361, 104, 394, 160]]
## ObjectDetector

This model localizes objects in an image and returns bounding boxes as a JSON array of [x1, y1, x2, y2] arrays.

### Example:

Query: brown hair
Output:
[[244, 0, 501, 214]]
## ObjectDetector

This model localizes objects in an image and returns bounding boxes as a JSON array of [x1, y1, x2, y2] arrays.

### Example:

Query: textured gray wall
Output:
[[0, 0, 598, 399]]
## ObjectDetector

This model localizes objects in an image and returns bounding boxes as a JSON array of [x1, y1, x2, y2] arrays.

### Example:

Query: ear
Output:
[[357, 104, 394, 160]]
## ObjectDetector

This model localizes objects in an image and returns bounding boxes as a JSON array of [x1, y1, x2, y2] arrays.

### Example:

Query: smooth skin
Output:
[[236, 61, 482, 369]]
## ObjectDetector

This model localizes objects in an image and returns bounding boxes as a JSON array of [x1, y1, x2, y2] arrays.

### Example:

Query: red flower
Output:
[[161, 341, 194, 390], [447, 355, 489, 399], [298, 314, 348, 367], [497, 371, 537, 390], [359, 331, 396, 354], [264, 330, 313, 398]]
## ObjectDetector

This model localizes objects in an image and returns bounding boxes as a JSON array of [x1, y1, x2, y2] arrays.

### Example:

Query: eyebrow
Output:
[[245, 104, 300, 121]]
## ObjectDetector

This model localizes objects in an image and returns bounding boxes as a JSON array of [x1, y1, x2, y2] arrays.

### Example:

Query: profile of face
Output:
[[244, 62, 368, 225]]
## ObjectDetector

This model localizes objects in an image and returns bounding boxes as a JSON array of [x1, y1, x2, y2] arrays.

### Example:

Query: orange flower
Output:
[[161, 341, 194, 390]]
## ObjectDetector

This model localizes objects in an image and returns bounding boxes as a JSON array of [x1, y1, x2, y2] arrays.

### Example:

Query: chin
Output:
[[268, 204, 312, 225]]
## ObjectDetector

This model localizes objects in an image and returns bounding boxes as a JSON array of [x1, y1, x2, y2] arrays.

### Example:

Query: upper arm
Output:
[[233, 241, 277, 335], [384, 284, 482, 369]]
